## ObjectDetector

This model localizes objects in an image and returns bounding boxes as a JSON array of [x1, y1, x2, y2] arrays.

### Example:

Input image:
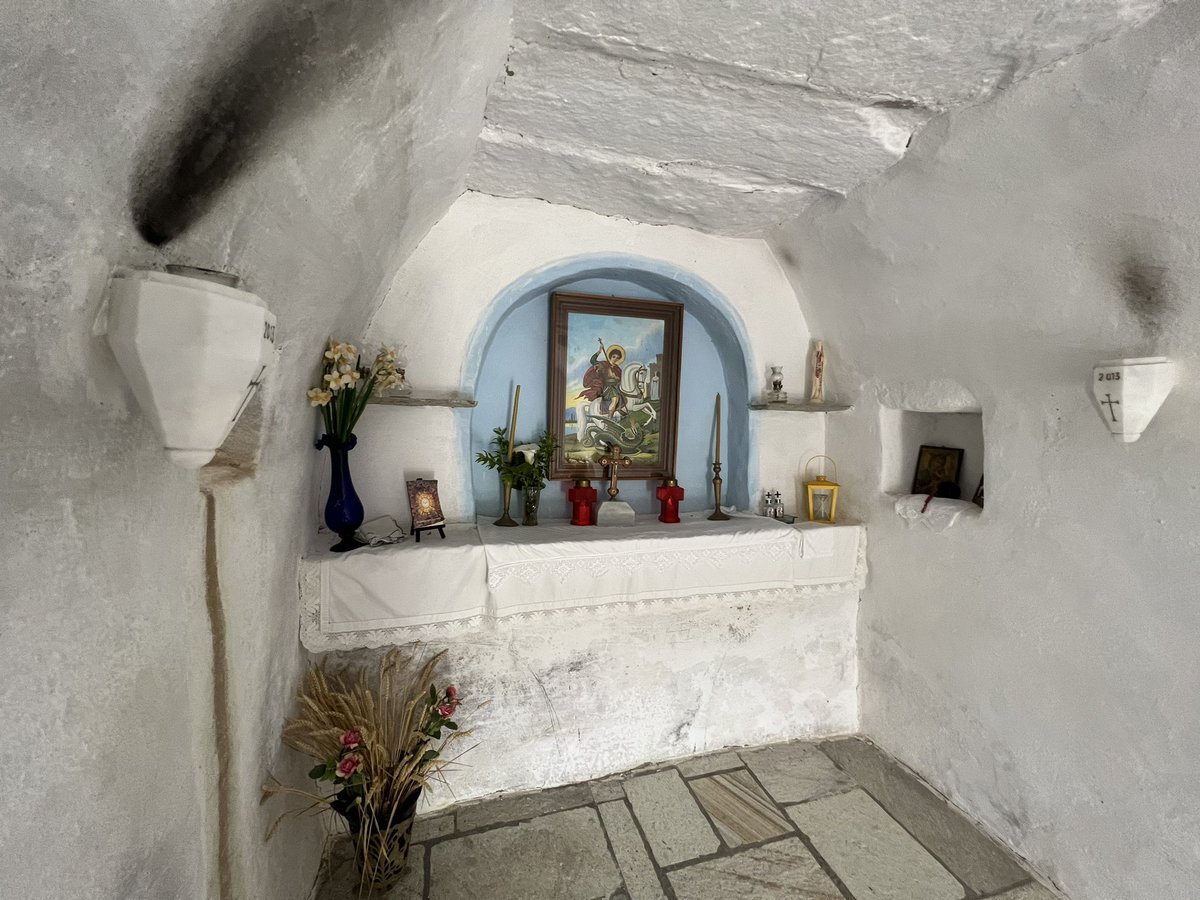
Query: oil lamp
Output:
[[804, 455, 840, 524]]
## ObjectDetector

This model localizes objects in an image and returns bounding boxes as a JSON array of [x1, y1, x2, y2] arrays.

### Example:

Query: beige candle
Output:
[[506, 384, 521, 462], [714, 393, 722, 464]]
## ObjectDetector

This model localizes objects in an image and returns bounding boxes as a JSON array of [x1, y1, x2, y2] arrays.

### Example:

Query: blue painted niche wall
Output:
[[469, 269, 751, 518]]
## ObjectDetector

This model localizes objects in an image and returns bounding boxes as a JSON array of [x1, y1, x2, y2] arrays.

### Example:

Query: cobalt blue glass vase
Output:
[[316, 433, 365, 552]]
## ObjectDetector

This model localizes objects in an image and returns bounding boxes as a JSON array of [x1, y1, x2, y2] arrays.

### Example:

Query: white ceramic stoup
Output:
[[1092, 356, 1176, 442], [105, 268, 277, 467]]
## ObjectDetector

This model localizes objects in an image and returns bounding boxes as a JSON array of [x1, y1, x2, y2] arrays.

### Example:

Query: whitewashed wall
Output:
[[770, 3, 1200, 897], [353, 192, 825, 528], [0, 2, 510, 898]]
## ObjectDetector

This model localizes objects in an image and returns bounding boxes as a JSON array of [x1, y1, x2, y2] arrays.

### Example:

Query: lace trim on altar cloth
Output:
[[299, 531, 867, 653]]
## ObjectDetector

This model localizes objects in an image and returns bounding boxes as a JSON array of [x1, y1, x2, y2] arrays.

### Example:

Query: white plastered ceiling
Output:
[[468, 0, 1164, 235]]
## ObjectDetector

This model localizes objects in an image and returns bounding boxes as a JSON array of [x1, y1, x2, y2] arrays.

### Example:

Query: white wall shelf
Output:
[[749, 401, 852, 412], [370, 395, 477, 408]]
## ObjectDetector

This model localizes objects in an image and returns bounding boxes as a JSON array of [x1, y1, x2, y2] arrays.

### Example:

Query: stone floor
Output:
[[318, 736, 1056, 900]]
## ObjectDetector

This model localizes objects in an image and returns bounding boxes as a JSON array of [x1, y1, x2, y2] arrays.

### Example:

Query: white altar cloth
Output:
[[302, 515, 866, 651], [319, 524, 490, 633], [478, 512, 799, 616]]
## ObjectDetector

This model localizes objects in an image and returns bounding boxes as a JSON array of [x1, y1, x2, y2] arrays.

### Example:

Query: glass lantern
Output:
[[804, 455, 840, 524]]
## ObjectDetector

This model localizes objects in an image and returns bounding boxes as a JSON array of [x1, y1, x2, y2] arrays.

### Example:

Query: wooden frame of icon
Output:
[[547, 291, 684, 482]]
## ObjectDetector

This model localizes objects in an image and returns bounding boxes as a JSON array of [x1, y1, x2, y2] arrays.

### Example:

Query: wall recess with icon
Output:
[[879, 408, 985, 509]]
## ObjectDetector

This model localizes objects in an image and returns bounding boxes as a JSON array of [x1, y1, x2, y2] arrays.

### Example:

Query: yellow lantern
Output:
[[804, 455, 840, 524]]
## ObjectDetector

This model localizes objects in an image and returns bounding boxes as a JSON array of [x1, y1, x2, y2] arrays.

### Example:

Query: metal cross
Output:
[[1100, 393, 1120, 423], [599, 444, 632, 500]]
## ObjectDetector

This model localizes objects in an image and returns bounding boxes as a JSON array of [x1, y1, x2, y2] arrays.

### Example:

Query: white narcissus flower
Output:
[[323, 372, 342, 391], [324, 340, 358, 363], [307, 388, 333, 407], [512, 443, 538, 464]]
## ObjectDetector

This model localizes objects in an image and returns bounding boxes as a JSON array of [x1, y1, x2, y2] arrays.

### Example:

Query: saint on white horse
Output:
[[575, 362, 656, 446]]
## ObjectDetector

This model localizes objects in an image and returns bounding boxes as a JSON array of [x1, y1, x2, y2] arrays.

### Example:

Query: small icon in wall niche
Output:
[[911, 445, 964, 498]]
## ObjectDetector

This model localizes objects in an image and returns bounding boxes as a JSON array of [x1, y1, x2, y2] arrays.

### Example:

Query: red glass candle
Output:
[[568, 479, 598, 526], [656, 478, 685, 524]]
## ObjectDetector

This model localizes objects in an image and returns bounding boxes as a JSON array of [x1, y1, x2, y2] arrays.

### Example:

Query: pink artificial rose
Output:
[[336, 753, 363, 779], [340, 728, 362, 749], [436, 686, 460, 718]]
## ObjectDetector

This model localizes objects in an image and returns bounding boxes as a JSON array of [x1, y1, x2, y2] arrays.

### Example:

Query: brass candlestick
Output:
[[494, 481, 518, 527], [708, 392, 731, 521], [494, 385, 521, 527], [708, 461, 731, 521]]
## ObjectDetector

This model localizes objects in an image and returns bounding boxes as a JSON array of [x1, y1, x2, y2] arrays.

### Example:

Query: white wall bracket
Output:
[[1092, 357, 1175, 443], [103, 267, 277, 468]]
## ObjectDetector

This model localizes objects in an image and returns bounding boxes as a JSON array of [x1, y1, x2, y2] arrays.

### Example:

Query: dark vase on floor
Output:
[[338, 785, 422, 892], [316, 433, 365, 552], [521, 485, 542, 526]]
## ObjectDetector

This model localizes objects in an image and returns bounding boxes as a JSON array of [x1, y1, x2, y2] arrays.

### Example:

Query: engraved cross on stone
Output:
[[1101, 393, 1120, 423], [599, 445, 632, 500]]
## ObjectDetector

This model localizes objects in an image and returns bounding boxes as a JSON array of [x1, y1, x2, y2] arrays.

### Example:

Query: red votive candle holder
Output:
[[568, 479, 598, 526], [656, 478, 685, 524]]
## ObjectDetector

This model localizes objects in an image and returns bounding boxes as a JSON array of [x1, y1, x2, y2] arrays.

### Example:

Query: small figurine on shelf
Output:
[[763, 489, 784, 519], [810, 340, 826, 404], [767, 366, 787, 403], [656, 478, 685, 523], [380, 343, 412, 397]]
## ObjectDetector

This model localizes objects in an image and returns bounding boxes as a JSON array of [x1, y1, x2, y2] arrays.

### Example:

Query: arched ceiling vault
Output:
[[467, 0, 1165, 236]]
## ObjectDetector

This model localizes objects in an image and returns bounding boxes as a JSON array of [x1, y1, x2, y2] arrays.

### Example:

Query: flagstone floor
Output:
[[317, 736, 1058, 900]]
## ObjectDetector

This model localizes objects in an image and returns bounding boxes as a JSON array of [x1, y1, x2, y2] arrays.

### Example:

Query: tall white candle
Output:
[[506, 384, 521, 463], [714, 393, 722, 465]]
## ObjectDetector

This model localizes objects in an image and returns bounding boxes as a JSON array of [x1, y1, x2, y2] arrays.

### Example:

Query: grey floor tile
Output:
[[668, 838, 842, 899], [411, 813, 454, 843], [990, 881, 1060, 900], [623, 769, 720, 867], [384, 844, 425, 900], [428, 806, 622, 900], [677, 750, 744, 778], [740, 741, 855, 804], [455, 781, 593, 832], [788, 789, 963, 900], [591, 776, 628, 803], [598, 800, 667, 900], [821, 738, 1029, 894], [690, 769, 793, 848]]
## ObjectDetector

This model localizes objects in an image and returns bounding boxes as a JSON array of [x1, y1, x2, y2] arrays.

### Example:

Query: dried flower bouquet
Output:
[[265, 649, 469, 894]]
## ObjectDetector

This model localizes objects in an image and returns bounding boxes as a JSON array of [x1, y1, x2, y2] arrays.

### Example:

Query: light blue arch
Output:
[[459, 253, 759, 516]]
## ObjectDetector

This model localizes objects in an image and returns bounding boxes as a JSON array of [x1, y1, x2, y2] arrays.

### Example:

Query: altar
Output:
[[300, 513, 865, 651]]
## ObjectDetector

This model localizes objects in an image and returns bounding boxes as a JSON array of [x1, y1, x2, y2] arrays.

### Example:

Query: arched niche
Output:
[[462, 254, 755, 518]]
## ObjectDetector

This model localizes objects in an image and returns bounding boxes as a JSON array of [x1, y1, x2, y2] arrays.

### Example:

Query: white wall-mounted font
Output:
[[1092, 357, 1175, 443], [104, 267, 277, 468]]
